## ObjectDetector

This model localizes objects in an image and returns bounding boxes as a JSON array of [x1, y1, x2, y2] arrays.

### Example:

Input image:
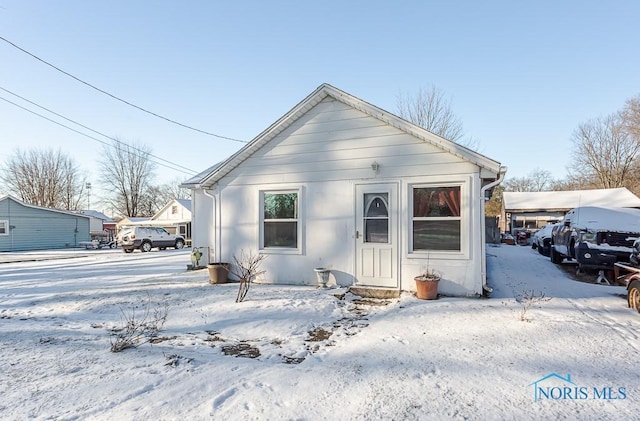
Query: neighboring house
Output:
[[502, 187, 640, 234], [115, 199, 192, 244], [77, 210, 117, 244], [183, 84, 505, 297], [116, 216, 151, 230], [0, 195, 91, 252], [78, 210, 117, 234]]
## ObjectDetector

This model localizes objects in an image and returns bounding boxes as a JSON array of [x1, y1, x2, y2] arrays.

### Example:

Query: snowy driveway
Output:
[[1, 245, 639, 420]]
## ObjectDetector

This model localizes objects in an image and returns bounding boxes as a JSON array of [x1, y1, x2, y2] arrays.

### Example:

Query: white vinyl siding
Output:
[[192, 85, 500, 296], [219, 98, 476, 188]]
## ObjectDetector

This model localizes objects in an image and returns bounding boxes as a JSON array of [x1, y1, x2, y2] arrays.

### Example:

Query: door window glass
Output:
[[364, 193, 389, 243]]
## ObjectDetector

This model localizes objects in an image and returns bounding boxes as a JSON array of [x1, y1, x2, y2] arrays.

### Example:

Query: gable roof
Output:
[[117, 216, 151, 226], [78, 210, 114, 222], [175, 199, 192, 212], [186, 83, 502, 188], [151, 198, 192, 220], [0, 195, 91, 219], [182, 163, 222, 187], [503, 187, 640, 211]]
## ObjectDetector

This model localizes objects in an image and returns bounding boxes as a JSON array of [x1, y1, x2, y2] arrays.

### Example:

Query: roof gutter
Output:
[[199, 185, 219, 264], [480, 165, 508, 295]]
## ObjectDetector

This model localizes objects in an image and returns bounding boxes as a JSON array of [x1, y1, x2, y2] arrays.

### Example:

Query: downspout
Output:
[[200, 186, 219, 264], [480, 166, 508, 295]]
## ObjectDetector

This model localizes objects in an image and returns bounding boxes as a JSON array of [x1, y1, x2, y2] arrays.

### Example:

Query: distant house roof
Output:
[[117, 216, 151, 227], [78, 210, 114, 223], [503, 187, 640, 212], [0, 195, 91, 219], [175, 199, 191, 212]]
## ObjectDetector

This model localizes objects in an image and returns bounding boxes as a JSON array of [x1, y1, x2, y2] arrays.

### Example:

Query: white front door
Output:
[[355, 183, 398, 288]]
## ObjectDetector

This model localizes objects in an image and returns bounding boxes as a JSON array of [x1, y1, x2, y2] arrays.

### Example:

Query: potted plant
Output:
[[414, 268, 440, 300], [207, 262, 230, 284]]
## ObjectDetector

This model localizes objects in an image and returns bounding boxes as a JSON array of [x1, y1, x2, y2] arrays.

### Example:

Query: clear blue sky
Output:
[[1, 1, 639, 199]]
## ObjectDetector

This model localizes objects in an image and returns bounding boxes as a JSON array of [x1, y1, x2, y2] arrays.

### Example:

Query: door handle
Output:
[[356, 230, 360, 239]]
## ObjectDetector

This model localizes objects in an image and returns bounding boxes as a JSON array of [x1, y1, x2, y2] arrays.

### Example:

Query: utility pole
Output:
[[86, 182, 92, 210]]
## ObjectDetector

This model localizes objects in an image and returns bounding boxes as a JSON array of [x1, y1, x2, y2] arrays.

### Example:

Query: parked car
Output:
[[118, 226, 185, 253], [531, 223, 558, 256], [550, 206, 640, 271], [501, 233, 515, 245]]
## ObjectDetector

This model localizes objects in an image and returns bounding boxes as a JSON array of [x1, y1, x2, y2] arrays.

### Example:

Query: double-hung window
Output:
[[412, 186, 461, 251], [0, 220, 8, 236], [262, 191, 298, 249]]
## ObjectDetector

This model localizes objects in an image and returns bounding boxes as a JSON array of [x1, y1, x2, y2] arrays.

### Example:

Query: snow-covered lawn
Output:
[[1, 245, 638, 420]]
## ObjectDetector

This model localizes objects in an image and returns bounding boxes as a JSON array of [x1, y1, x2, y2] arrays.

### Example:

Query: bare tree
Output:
[[550, 175, 598, 192], [157, 178, 191, 202], [132, 180, 191, 217], [503, 168, 555, 192], [137, 185, 164, 217], [569, 112, 640, 190], [99, 139, 155, 217], [1, 148, 85, 209], [528, 168, 554, 191], [396, 85, 478, 149], [622, 94, 640, 139]]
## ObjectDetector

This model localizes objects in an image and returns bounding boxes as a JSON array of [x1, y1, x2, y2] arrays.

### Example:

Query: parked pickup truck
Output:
[[550, 206, 640, 271]]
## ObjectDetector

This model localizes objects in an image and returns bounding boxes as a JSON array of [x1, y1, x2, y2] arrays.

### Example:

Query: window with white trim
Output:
[[0, 220, 8, 235], [261, 191, 298, 249], [412, 186, 461, 251]]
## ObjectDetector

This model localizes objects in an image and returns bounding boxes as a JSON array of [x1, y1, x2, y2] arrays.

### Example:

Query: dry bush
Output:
[[515, 289, 552, 321], [109, 297, 169, 352], [228, 250, 267, 303]]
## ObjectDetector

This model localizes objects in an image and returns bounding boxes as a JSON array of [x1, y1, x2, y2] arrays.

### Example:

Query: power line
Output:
[[0, 35, 248, 143], [0, 86, 197, 174], [0, 93, 197, 176]]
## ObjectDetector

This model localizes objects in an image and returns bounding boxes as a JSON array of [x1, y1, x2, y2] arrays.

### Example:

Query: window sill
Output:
[[259, 247, 302, 255]]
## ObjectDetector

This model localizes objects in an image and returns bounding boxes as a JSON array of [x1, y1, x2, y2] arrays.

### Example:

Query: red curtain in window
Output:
[[440, 189, 460, 216], [414, 187, 460, 217]]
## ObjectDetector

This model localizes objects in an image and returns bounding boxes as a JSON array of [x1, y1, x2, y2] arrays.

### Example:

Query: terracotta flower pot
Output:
[[207, 263, 230, 284], [414, 275, 440, 300]]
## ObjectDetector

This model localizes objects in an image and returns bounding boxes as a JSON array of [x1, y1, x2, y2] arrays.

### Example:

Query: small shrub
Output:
[[109, 297, 169, 352], [228, 249, 267, 303], [514, 289, 552, 321]]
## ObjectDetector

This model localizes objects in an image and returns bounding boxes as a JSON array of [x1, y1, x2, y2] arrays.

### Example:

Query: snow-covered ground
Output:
[[1, 245, 638, 420]]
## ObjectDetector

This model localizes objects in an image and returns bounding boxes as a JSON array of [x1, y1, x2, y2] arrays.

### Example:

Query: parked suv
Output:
[[531, 223, 559, 256], [550, 206, 640, 271], [118, 226, 185, 253]]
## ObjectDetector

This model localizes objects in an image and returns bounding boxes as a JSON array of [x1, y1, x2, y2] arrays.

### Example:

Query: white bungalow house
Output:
[[183, 84, 505, 297]]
